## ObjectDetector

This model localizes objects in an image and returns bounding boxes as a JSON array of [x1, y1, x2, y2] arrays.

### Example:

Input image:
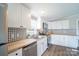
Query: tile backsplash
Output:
[[8, 27, 26, 43], [26, 29, 38, 38], [48, 29, 76, 35]]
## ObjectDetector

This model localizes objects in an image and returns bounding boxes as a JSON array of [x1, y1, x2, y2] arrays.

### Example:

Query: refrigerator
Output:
[[0, 3, 8, 56]]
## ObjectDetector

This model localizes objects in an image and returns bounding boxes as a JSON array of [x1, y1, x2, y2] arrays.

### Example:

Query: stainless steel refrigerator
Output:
[[0, 3, 8, 56]]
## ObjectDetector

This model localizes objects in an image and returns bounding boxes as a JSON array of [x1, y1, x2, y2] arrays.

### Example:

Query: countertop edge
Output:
[[8, 39, 37, 54]]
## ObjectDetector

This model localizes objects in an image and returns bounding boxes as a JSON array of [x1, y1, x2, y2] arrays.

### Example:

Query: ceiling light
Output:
[[41, 10, 45, 14]]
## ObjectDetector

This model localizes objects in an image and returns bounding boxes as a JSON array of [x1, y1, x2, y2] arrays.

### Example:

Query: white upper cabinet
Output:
[[21, 5, 31, 28], [21, 6, 26, 27], [8, 4, 18, 27], [61, 20, 69, 29], [48, 21, 57, 29], [17, 4, 22, 27], [8, 4, 31, 29], [48, 20, 70, 29], [48, 14, 79, 30], [48, 19, 78, 30], [56, 21, 62, 29]]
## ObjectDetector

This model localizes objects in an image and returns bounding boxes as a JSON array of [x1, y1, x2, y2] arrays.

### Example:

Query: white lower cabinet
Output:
[[67, 36, 78, 48], [37, 43, 42, 56], [37, 36, 48, 56], [41, 42, 44, 55], [49, 35, 78, 48], [44, 39, 47, 51], [8, 48, 22, 56]]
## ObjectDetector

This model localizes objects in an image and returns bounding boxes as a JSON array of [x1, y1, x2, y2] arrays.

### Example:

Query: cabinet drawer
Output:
[[8, 48, 22, 56]]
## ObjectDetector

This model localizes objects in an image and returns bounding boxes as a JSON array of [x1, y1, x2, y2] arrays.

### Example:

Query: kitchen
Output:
[[0, 3, 79, 56]]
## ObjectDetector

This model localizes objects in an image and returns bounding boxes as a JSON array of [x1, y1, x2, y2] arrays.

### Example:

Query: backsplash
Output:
[[48, 29, 76, 36], [8, 27, 26, 43], [26, 29, 38, 39]]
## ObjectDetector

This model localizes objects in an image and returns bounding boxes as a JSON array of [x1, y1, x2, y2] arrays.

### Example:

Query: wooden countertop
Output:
[[7, 39, 37, 54]]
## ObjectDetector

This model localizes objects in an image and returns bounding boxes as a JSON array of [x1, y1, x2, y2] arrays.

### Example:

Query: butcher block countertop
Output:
[[7, 39, 37, 54]]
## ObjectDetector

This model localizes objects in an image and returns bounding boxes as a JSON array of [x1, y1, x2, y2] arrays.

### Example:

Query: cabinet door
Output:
[[50, 22, 57, 29], [76, 19, 79, 35], [45, 38, 48, 49], [56, 21, 62, 29], [41, 42, 44, 55], [17, 4, 22, 27], [67, 36, 78, 48], [43, 39, 47, 51], [63, 36, 67, 47], [21, 6, 26, 28], [63, 36, 78, 48], [8, 48, 22, 56], [21, 6, 31, 28], [51, 35, 56, 44], [8, 4, 18, 27], [37, 44, 41, 56], [8, 4, 31, 28], [62, 20, 69, 29], [54, 35, 61, 45], [8, 4, 23, 27], [37, 41, 43, 56], [48, 36, 51, 44], [73, 36, 78, 48], [57, 35, 64, 46]]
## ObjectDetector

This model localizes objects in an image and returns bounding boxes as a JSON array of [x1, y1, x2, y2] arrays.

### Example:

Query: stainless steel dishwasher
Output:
[[22, 42, 37, 56]]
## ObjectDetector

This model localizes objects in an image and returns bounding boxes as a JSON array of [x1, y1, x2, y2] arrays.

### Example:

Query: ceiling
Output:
[[24, 3, 79, 21]]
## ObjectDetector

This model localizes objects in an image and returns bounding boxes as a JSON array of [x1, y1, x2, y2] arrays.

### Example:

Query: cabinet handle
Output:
[[20, 26, 23, 27], [16, 53, 18, 55]]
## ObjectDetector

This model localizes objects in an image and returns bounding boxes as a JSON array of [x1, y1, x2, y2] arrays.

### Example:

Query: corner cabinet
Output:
[[8, 4, 31, 29]]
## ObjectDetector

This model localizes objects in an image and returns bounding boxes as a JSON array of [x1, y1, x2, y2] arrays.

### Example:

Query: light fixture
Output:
[[41, 10, 45, 14]]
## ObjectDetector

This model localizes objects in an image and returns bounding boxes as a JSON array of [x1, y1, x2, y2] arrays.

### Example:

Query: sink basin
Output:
[[38, 36, 43, 38]]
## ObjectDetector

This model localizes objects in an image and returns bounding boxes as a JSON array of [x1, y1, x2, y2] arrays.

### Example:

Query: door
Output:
[[0, 4, 8, 56], [0, 4, 8, 44], [0, 44, 8, 56]]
